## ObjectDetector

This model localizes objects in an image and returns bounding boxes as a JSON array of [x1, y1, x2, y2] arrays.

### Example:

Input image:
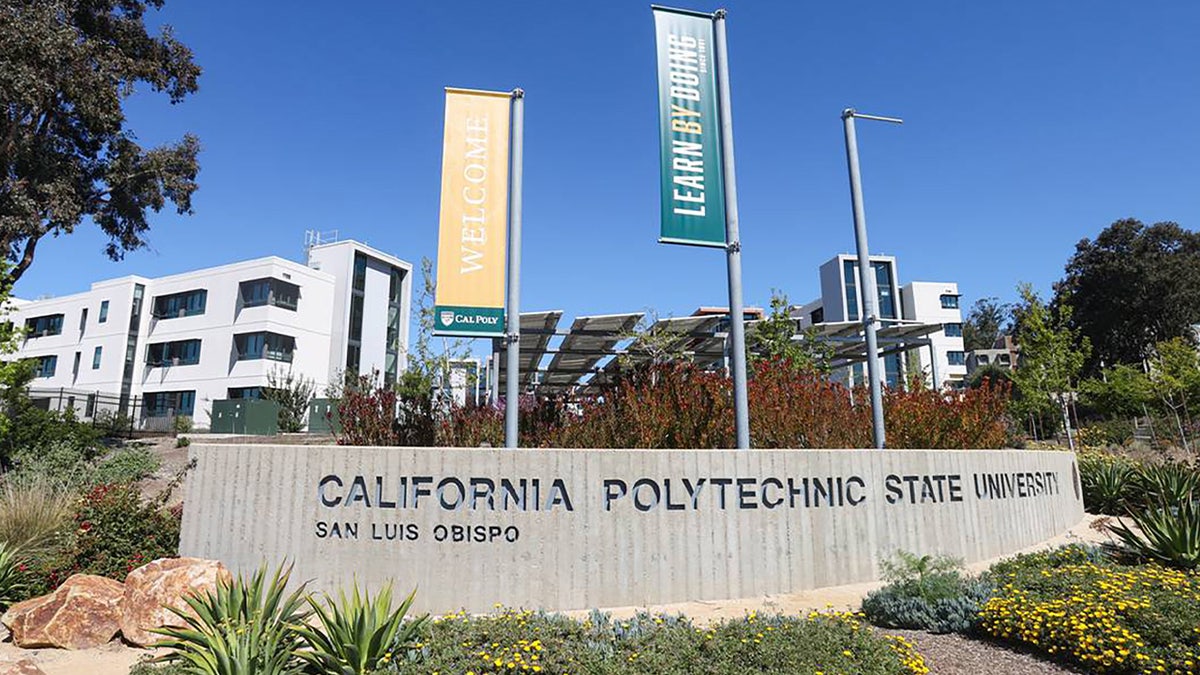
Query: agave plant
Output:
[[1078, 456, 1136, 515], [1110, 499, 1200, 570], [153, 563, 311, 675], [1135, 463, 1200, 509], [297, 581, 428, 675]]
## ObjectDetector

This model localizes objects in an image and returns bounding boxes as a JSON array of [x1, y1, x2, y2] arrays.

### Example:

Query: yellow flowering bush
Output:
[[383, 607, 928, 674], [980, 545, 1200, 673]]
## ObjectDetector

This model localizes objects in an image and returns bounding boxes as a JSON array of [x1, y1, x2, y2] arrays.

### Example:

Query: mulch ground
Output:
[[882, 629, 1090, 675]]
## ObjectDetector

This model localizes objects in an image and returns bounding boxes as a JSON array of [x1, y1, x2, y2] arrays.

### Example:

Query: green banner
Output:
[[433, 304, 506, 337], [653, 7, 726, 247]]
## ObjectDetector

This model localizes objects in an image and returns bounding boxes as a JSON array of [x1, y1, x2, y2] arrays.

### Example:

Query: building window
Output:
[[810, 307, 824, 325], [25, 314, 64, 337], [85, 394, 96, 418], [998, 354, 1012, 366], [346, 252, 368, 377], [239, 278, 299, 310], [884, 353, 902, 388], [146, 339, 201, 366], [235, 332, 294, 363], [227, 387, 262, 400], [385, 267, 405, 387], [975, 354, 990, 365], [92, 346, 103, 369], [79, 308, 88, 331], [389, 268, 405, 304], [348, 295, 364, 342], [874, 261, 897, 320], [153, 289, 207, 319], [842, 260, 859, 321], [352, 253, 367, 292], [940, 294, 960, 310], [947, 351, 966, 366], [35, 355, 57, 378], [98, 300, 109, 323], [143, 390, 195, 417], [944, 323, 963, 337], [72, 351, 81, 376]]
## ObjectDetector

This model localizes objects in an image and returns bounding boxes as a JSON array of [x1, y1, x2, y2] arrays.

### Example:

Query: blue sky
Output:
[[15, 1, 1200, 342]]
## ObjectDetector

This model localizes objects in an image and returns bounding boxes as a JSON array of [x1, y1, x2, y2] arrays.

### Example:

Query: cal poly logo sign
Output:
[[439, 310, 456, 328]]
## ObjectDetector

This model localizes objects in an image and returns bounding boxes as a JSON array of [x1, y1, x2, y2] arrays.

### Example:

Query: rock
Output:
[[1, 575, 124, 649], [120, 557, 231, 647], [0, 659, 46, 675]]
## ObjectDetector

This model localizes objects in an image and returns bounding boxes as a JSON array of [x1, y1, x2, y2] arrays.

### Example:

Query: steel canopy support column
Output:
[[504, 89, 525, 449], [926, 341, 936, 389], [713, 10, 750, 450]]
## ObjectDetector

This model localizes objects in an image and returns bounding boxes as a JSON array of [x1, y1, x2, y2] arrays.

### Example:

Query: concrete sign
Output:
[[180, 445, 1083, 613]]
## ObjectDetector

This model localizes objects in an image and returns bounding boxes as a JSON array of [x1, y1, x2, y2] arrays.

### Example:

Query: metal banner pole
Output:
[[490, 338, 501, 405], [713, 10, 750, 450], [504, 89, 525, 448], [841, 108, 902, 449]]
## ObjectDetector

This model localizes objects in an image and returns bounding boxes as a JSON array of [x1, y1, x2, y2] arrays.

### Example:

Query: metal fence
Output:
[[25, 387, 185, 438]]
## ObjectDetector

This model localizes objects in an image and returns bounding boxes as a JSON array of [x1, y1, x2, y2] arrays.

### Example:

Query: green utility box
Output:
[[210, 399, 280, 435], [307, 398, 340, 434]]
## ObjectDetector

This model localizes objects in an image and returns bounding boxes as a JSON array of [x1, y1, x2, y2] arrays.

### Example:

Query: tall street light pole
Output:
[[841, 108, 902, 449]]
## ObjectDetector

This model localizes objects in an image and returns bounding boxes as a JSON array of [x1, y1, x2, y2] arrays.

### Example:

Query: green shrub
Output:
[[93, 409, 134, 438], [33, 483, 179, 591], [1078, 419, 1136, 447], [173, 415, 193, 435], [6, 442, 159, 492], [861, 551, 992, 633], [90, 445, 161, 486], [383, 607, 927, 675], [176, 436, 191, 448], [129, 661, 191, 675], [299, 582, 428, 675], [153, 563, 310, 675], [1, 409, 101, 468], [0, 478, 72, 558]]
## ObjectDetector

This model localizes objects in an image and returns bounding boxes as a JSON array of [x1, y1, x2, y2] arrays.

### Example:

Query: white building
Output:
[[794, 254, 966, 389], [900, 281, 967, 388], [4, 239, 411, 429]]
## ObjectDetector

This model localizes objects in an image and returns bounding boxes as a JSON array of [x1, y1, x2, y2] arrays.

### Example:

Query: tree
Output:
[[961, 297, 1011, 352], [747, 290, 833, 374], [263, 367, 316, 433], [1147, 337, 1200, 451], [616, 309, 693, 370], [1010, 284, 1091, 449], [407, 257, 471, 407], [1053, 219, 1200, 371], [0, 0, 201, 285], [1078, 364, 1154, 420]]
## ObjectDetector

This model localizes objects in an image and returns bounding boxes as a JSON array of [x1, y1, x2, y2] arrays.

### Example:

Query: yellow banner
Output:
[[433, 88, 512, 336]]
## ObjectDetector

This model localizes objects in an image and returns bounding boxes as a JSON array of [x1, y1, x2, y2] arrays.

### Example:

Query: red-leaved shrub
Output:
[[339, 361, 1013, 450]]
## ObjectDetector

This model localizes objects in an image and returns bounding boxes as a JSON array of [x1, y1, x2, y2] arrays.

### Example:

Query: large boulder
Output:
[[1, 574, 124, 649], [120, 557, 231, 647]]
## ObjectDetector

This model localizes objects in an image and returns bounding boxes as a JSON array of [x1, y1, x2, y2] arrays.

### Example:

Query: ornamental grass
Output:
[[979, 545, 1200, 673]]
